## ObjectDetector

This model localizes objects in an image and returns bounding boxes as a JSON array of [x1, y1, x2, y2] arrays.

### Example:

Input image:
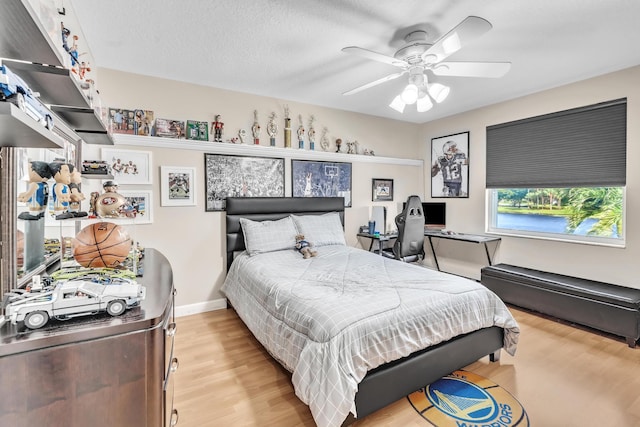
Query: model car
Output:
[[3, 276, 145, 329], [81, 160, 110, 175], [0, 63, 54, 129]]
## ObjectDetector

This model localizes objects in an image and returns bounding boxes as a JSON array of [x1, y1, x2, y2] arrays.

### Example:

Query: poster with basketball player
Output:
[[431, 131, 469, 198], [291, 160, 352, 207]]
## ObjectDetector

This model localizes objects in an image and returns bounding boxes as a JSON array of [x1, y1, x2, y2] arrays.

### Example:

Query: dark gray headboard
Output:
[[225, 197, 345, 271]]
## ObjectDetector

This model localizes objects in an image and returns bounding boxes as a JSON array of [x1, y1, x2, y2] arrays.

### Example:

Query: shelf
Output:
[[81, 173, 113, 180], [49, 105, 113, 145], [1, 59, 90, 108], [0, 102, 64, 148], [113, 134, 423, 167], [0, 0, 63, 67]]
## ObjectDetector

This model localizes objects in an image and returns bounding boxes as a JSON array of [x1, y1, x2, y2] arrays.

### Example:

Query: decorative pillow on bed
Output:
[[291, 212, 346, 247], [239, 216, 298, 256]]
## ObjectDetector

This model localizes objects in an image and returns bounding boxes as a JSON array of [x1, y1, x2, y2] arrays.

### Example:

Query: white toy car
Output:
[[0, 63, 54, 129], [3, 277, 145, 329]]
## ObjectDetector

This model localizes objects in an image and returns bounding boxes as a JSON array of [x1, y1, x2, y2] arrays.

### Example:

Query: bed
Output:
[[222, 196, 519, 427]]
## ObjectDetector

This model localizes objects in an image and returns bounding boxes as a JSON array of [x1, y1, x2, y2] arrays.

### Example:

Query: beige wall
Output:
[[419, 65, 640, 287], [84, 69, 424, 312]]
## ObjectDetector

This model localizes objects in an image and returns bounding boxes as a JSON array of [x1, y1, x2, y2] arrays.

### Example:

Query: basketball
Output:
[[73, 222, 132, 268]]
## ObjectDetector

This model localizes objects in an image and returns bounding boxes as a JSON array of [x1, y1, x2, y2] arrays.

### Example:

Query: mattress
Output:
[[221, 245, 519, 427]]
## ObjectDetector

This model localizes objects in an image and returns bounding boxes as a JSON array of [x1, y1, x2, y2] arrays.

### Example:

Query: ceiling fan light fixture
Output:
[[416, 94, 433, 112], [400, 83, 419, 104], [428, 83, 450, 103], [389, 95, 406, 113]]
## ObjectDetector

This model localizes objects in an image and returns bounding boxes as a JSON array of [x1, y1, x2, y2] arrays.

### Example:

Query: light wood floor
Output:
[[174, 306, 640, 427]]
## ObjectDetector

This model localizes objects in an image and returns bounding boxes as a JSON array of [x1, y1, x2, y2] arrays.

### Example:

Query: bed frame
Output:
[[224, 196, 504, 425]]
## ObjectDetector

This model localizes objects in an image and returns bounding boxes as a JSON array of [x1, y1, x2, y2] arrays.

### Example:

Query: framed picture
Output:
[[186, 120, 209, 141], [204, 154, 284, 211], [119, 190, 153, 224], [160, 166, 196, 206], [291, 159, 352, 207], [107, 108, 154, 136], [372, 178, 394, 201], [431, 131, 469, 198], [101, 148, 152, 185], [153, 118, 185, 139]]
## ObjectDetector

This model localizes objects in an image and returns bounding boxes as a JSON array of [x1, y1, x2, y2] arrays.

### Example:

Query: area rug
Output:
[[407, 370, 530, 427]]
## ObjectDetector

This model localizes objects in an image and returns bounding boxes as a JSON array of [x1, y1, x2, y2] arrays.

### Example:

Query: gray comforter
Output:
[[222, 245, 519, 427]]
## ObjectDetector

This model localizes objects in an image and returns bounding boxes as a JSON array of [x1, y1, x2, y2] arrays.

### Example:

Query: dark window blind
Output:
[[486, 98, 626, 188]]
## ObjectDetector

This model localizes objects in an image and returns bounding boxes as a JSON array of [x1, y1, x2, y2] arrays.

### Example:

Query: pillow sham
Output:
[[240, 216, 297, 256], [291, 212, 346, 247]]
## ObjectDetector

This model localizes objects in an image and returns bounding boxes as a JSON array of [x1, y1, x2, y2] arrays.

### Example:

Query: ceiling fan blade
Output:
[[432, 61, 511, 78], [342, 46, 405, 67], [342, 71, 407, 96], [422, 16, 493, 64]]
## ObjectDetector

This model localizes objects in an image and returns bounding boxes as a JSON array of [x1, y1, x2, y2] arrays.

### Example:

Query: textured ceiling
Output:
[[68, 0, 640, 124]]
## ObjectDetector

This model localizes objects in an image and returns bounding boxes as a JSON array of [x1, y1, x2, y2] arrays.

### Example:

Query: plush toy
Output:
[[295, 234, 317, 259]]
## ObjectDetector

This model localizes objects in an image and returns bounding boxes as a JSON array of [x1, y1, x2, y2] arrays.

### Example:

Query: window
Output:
[[486, 99, 626, 246]]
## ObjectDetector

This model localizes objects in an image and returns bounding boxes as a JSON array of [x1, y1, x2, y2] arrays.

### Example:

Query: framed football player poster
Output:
[[430, 131, 469, 198]]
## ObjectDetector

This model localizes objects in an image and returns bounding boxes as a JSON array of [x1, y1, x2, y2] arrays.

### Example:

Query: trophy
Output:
[[308, 115, 316, 151], [284, 105, 291, 148], [297, 114, 305, 149], [267, 112, 278, 147], [320, 127, 329, 151], [252, 110, 261, 145]]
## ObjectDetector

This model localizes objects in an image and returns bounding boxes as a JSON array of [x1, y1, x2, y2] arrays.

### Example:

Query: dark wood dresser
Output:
[[0, 249, 178, 427]]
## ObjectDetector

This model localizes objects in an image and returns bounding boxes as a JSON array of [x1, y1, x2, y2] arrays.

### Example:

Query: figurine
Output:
[[68, 168, 87, 217], [308, 115, 316, 151], [347, 140, 358, 154], [238, 129, 247, 144], [297, 114, 305, 149], [295, 234, 317, 259], [335, 138, 343, 153], [48, 162, 74, 220], [284, 105, 291, 148], [252, 110, 261, 145], [89, 191, 100, 218], [17, 161, 52, 220], [320, 127, 330, 151], [103, 180, 119, 193], [211, 114, 224, 142], [267, 112, 278, 147]]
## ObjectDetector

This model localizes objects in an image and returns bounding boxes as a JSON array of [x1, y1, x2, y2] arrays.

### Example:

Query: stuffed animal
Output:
[[295, 234, 317, 259]]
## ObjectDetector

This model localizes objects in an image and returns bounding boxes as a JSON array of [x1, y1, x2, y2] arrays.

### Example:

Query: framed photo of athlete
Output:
[[430, 131, 469, 198], [160, 166, 196, 207], [291, 159, 352, 207], [372, 178, 394, 201]]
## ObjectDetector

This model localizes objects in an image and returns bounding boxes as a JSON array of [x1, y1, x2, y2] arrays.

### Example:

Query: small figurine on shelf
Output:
[[267, 112, 278, 147], [320, 127, 330, 151], [308, 115, 316, 151], [61, 23, 71, 52], [347, 140, 358, 154], [102, 180, 119, 193], [211, 114, 224, 142], [48, 162, 74, 220], [297, 114, 305, 149], [238, 129, 247, 144], [284, 105, 291, 148], [17, 161, 53, 221], [68, 169, 88, 217], [89, 191, 100, 218], [252, 110, 261, 145], [335, 138, 343, 153]]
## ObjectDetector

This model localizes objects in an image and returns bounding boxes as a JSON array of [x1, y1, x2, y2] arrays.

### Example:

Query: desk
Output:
[[423, 231, 501, 271], [357, 232, 396, 255]]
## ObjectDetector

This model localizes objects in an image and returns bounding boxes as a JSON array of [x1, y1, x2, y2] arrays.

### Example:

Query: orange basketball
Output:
[[73, 222, 132, 268]]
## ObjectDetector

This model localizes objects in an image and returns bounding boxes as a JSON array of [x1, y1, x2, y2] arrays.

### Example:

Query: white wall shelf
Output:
[[113, 134, 423, 167], [0, 103, 64, 148]]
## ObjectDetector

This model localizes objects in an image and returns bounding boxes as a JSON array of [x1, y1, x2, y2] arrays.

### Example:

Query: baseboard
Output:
[[175, 298, 227, 317]]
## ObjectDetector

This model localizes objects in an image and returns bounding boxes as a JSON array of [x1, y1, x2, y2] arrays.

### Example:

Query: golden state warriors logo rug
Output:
[[407, 370, 529, 427]]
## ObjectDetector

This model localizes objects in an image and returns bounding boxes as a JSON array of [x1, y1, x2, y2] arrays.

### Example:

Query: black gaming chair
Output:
[[382, 195, 425, 262]]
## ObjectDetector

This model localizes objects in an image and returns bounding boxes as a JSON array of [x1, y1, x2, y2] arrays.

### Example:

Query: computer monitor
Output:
[[422, 202, 446, 229], [402, 201, 446, 229]]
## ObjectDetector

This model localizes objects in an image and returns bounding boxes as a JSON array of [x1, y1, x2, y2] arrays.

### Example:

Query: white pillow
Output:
[[291, 212, 346, 247], [240, 216, 297, 256]]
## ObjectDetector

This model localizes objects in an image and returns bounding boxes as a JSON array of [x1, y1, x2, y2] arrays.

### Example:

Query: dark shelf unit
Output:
[[50, 105, 112, 145], [0, 103, 64, 148]]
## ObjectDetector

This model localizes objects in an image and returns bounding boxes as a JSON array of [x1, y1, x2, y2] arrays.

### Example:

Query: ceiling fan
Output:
[[341, 16, 511, 113]]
